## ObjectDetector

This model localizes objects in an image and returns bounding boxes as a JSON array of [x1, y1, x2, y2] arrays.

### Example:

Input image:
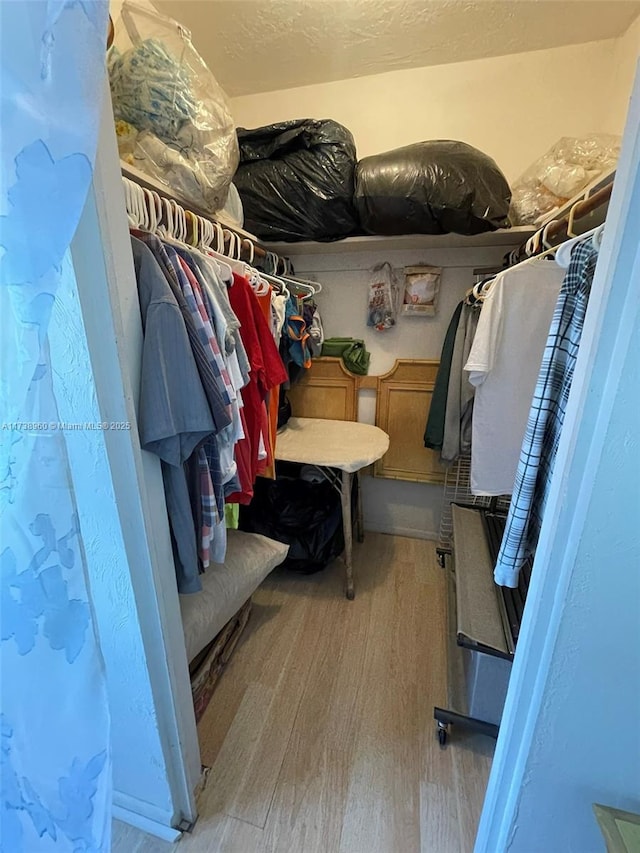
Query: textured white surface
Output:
[[276, 417, 390, 472], [50, 256, 174, 817], [156, 0, 640, 96], [180, 531, 289, 661]]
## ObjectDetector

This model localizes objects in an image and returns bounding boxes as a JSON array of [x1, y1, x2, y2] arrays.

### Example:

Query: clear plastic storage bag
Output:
[[510, 135, 620, 225], [367, 262, 398, 331], [109, 0, 239, 214]]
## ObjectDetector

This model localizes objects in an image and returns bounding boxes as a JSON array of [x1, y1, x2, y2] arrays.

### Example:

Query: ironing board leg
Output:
[[341, 470, 355, 600], [355, 470, 364, 544]]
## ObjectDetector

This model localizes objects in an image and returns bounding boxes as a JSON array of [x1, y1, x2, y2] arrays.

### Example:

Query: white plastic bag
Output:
[[367, 262, 398, 331], [510, 135, 620, 225], [109, 0, 239, 214], [402, 265, 442, 316]]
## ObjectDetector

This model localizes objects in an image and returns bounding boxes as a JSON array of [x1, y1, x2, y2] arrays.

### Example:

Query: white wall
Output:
[[231, 37, 628, 183], [53, 90, 201, 840], [607, 14, 640, 133], [50, 256, 174, 824], [295, 244, 509, 540]]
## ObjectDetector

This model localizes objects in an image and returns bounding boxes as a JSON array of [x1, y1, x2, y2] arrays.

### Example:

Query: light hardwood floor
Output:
[[112, 534, 493, 852]]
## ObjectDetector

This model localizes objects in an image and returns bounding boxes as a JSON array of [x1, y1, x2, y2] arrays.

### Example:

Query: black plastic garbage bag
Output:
[[239, 469, 345, 574], [354, 140, 511, 236], [235, 119, 360, 242]]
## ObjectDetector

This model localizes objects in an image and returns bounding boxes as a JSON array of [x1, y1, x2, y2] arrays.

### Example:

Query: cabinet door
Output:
[[287, 357, 358, 421], [374, 360, 447, 484]]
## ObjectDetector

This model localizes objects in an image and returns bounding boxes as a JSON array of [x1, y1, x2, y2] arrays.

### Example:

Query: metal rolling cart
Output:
[[433, 460, 533, 748]]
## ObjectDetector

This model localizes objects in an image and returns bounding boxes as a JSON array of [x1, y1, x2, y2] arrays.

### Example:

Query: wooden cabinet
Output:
[[287, 357, 358, 421], [286, 357, 446, 485], [374, 360, 447, 484]]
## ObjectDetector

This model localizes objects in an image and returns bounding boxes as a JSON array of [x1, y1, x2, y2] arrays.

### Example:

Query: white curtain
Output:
[[1, 2, 112, 850]]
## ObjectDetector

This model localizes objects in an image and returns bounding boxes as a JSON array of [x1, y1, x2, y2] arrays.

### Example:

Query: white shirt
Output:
[[464, 259, 564, 496]]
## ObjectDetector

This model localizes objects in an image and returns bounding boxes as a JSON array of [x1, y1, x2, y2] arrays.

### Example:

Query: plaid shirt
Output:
[[164, 245, 234, 408], [132, 231, 231, 435], [494, 240, 599, 587], [197, 447, 216, 568]]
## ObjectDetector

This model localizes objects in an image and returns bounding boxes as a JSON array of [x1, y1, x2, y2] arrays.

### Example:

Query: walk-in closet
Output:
[[5, 2, 639, 852]]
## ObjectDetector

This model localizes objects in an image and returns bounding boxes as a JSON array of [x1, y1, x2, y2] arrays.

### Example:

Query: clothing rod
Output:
[[544, 182, 612, 243], [121, 162, 290, 268], [510, 179, 613, 265]]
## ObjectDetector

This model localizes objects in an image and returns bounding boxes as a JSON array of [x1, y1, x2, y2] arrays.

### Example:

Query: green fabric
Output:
[[321, 337, 371, 375], [424, 301, 464, 451], [225, 503, 239, 529]]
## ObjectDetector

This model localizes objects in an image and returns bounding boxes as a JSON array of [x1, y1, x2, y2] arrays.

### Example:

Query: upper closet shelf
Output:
[[264, 226, 537, 256]]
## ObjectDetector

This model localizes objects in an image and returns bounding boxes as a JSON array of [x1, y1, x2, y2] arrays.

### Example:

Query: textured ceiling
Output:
[[155, 0, 640, 97]]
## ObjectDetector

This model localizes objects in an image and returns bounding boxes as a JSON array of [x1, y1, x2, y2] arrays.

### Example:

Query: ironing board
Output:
[[275, 417, 390, 599]]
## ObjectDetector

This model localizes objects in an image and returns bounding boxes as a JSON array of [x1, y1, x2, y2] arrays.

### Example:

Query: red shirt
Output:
[[226, 274, 287, 503]]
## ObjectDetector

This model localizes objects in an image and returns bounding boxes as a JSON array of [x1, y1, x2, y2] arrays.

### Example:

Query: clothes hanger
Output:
[[180, 214, 234, 283], [554, 224, 602, 269], [198, 225, 247, 277], [135, 182, 149, 230], [238, 239, 272, 296], [198, 220, 235, 280], [282, 278, 315, 300], [275, 272, 321, 297], [592, 223, 605, 251], [526, 228, 543, 257], [125, 179, 142, 228], [541, 220, 560, 251], [122, 179, 140, 227], [149, 190, 163, 233], [288, 275, 322, 295], [261, 272, 290, 299]]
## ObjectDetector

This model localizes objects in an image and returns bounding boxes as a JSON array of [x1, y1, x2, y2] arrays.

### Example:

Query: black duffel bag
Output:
[[354, 140, 511, 236], [235, 119, 360, 242]]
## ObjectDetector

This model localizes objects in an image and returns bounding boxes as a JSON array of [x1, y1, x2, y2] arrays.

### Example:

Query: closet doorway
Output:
[[97, 2, 640, 851]]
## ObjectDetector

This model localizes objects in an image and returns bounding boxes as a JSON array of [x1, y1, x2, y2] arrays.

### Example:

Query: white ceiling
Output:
[[156, 0, 640, 97]]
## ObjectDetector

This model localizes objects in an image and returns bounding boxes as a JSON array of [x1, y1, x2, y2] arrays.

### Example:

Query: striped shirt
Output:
[[494, 240, 599, 588]]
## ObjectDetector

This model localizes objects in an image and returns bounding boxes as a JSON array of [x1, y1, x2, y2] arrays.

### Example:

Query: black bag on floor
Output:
[[354, 140, 511, 236], [239, 470, 344, 574], [235, 119, 360, 242]]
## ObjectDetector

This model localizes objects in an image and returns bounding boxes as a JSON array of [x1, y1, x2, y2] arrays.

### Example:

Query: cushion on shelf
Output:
[[180, 530, 288, 662]]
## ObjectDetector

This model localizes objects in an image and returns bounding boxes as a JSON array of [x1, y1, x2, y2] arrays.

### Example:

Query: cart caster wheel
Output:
[[346, 588, 355, 601], [438, 727, 448, 748]]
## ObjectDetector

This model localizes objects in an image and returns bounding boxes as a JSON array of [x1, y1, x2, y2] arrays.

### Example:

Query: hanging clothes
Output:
[[283, 295, 312, 370], [226, 272, 288, 503], [464, 259, 564, 496], [303, 300, 325, 357], [424, 301, 464, 451], [494, 240, 599, 587], [131, 231, 231, 433], [441, 300, 481, 464], [254, 283, 279, 479], [131, 236, 221, 594]]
